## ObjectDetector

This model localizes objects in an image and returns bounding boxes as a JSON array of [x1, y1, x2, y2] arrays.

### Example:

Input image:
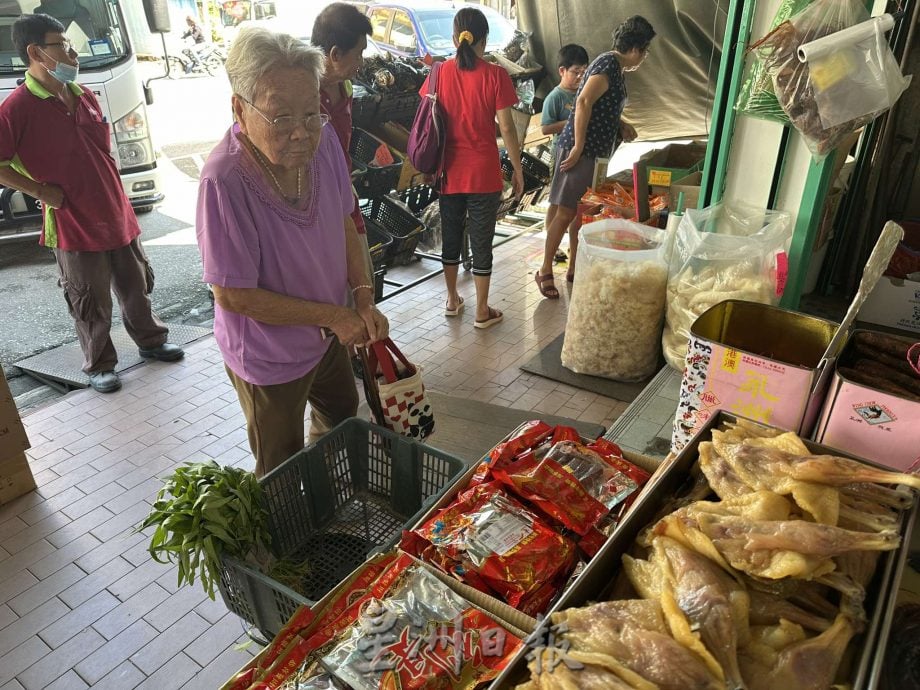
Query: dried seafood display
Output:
[[518, 419, 918, 690]]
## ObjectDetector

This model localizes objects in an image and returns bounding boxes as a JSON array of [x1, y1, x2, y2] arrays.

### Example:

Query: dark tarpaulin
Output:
[[515, 0, 727, 141]]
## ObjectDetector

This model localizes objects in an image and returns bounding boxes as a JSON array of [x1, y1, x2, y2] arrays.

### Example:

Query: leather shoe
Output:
[[88, 370, 121, 393], [138, 343, 185, 362]]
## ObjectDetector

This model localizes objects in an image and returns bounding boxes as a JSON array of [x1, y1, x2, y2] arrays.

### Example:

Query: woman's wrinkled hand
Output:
[[38, 183, 65, 209], [329, 307, 370, 347], [560, 146, 584, 172], [358, 304, 389, 343]]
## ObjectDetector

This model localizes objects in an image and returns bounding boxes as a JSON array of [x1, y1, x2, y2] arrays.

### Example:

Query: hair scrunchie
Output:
[[458, 30, 475, 44]]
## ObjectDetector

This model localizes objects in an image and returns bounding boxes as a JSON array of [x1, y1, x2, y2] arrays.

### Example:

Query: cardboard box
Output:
[[0, 371, 30, 458], [668, 170, 702, 213], [633, 141, 707, 220], [858, 275, 920, 335], [0, 451, 36, 506], [813, 331, 920, 473], [671, 300, 839, 454]]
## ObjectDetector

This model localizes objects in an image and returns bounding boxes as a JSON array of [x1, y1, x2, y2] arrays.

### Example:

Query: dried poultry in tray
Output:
[[516, 419, 918, 690]]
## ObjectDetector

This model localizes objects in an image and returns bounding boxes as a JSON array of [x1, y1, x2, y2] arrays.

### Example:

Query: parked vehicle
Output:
[[167, 42, 225, 78], [0, 0, 163, 239], [365, 0, 516, 59]]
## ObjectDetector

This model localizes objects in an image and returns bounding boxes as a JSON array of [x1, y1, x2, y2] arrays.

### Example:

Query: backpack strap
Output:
[[429, 60, 442, 96]]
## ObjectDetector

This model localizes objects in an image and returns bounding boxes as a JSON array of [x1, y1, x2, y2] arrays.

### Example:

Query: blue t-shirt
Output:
[[557, 52, 628, 159], [540, 85, 576, 148]]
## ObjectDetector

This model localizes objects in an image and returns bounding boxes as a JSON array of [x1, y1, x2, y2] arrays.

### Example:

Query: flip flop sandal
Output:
[[534, 271, 559, 299], [445, 296, 464, 316], [474, 307, 503, 329]]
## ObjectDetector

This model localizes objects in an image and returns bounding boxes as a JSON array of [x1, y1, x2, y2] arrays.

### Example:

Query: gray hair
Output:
[[225, 27, 325, 101]]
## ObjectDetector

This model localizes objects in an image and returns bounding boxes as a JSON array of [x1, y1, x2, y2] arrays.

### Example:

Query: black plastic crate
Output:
[[501, 153, 546, 208], [377, 90, 421, 127], [217, 418, 467, 638], [351, 93, 380, 130], [373, 267, 385, 302], [349, 127, 403, 199], [397, 184, 439, 215], [496, 194, 521, 219], [364, 220, 393, 270], [360, 196, 424, 266]]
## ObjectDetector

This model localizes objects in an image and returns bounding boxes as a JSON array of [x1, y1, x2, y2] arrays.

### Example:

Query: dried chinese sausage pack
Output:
[[320, 555, 522, 690], [492, 440, 637, 536], [401, 482, 577, 615]]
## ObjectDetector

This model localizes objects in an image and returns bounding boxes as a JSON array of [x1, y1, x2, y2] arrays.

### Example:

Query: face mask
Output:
[[39, 48, 79, 83]]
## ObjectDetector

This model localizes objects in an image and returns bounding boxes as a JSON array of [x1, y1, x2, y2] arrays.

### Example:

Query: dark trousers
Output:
[[225, 339, 359, 477], [54, 237, 168, 373], [438, 191, 502, 276]]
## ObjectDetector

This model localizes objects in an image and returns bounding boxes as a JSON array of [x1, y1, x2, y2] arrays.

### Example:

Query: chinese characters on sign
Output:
[[729, 371, 779, 424]]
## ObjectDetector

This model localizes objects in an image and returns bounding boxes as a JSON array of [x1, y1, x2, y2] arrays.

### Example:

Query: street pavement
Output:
[[0, 66, 234, 402]]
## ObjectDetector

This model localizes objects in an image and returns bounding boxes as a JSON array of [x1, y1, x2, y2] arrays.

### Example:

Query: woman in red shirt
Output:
[[431, 8, 523, 329]]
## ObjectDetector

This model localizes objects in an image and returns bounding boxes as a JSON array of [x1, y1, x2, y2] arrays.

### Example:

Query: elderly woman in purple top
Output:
[[196, 28, 388, 477]]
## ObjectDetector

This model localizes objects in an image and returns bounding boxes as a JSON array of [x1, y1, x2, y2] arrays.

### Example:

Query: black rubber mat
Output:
[[13, 323, 212, 390]]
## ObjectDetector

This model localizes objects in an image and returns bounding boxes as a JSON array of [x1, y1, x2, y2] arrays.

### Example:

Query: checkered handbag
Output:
[[359, 338, 435, 440]]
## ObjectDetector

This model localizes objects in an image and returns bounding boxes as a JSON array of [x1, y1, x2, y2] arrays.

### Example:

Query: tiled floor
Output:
[[0, 230, 634, 689]]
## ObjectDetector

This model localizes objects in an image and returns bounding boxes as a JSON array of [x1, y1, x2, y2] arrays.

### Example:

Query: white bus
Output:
[[0, 0, 161, 238]]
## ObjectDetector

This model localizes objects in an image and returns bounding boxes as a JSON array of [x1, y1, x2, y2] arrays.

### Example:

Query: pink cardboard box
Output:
[[672, 300, 838, 454], [813, 330, 920, 473]]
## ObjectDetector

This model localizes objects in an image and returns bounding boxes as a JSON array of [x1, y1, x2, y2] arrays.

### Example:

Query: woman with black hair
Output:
[[422, 7, 524, 329], [535, 15, 656, 299]]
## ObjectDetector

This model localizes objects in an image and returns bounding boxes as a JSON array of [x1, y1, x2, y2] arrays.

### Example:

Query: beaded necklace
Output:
[[247, 139, 302, 202]]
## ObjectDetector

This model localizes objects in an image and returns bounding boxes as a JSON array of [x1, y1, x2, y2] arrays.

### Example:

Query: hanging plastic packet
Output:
[[799, 14, 911, 129]]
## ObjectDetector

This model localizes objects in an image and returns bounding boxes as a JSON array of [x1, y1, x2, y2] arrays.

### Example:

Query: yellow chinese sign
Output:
[[729, 371, 779, 423]]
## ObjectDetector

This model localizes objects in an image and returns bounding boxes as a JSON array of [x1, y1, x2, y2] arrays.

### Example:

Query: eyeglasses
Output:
[[241, 97, 329, 134], [567, 68, 587, 78], [41, 39, 74, 53]]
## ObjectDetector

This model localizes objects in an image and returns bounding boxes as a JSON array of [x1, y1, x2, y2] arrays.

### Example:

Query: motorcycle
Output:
[[166, 42, 224, 78]]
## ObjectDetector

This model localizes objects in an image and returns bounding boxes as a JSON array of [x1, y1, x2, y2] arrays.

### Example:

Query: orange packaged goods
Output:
[[241, 553, 523, 690], [401, 481, 578, 616]]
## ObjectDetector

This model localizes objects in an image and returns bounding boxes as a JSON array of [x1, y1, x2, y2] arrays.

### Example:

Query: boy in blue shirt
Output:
[[540, 44, 589, 274]]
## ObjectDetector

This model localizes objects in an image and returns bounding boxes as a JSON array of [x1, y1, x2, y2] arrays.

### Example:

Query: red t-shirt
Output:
[[420, 58, 518, 195], [320, 80, 366, 235], [0, 74, 140, 251]]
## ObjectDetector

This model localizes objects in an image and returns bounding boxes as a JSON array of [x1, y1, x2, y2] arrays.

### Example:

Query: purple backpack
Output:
[[407, 61, 445, 178]]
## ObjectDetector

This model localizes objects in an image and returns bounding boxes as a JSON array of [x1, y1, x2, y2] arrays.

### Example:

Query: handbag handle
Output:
[[429, 60, 441, 97], [369, 338, 417, 384]]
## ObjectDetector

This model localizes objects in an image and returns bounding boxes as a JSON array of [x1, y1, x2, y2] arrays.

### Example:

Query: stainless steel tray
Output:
[[488, 411, 918, 689]]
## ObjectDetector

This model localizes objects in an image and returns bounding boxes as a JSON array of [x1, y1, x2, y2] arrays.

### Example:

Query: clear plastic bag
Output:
[[735, 0, 812, 123], [754, 0, 876, 158], [662, 202, 793, 370], [561, 220, 669, 381], [802, 15, 911, 129]]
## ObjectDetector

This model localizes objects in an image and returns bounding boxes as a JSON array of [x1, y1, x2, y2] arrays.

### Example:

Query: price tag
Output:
[[775, 250, 789, 296], [648, 169, 672, 186]]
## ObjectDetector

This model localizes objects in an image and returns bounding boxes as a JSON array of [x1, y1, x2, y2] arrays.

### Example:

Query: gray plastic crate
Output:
[[218, 418, 466, 637]]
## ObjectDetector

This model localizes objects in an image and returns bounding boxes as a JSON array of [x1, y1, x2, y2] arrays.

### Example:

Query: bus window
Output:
[[390, 10, 416, 52], [369, 8, 391, 44]]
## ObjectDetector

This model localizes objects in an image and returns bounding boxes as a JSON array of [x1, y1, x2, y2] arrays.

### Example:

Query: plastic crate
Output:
[[351, 93, 380, 130], [360, 196, 424, 266], [501, 153, 546, 208], [377, 90, 421, 127], [364, 220, 393, 270], [496, 194, 521, 219], [397, 184, 439, 215], [349, 127, 403, 199], [373, 267, 385, 302], [217, 418, 466, 638]]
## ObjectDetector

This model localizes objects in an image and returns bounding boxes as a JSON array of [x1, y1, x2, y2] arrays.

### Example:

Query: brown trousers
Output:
[[226, 339, 359, 477], [54, 237, 169, 374]]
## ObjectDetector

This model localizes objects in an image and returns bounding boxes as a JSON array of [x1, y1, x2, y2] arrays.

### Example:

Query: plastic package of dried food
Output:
[[320, 555, 522, 690], [561, 220, 669, 381], [401, 482, 577, 615], [753, 0, 884, 160], [492, 440, 637, 536], [662, 202, 792, 370]]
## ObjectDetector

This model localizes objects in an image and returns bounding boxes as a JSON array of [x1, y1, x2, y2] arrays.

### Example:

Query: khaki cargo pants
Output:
[[54, 237, 169, 374]]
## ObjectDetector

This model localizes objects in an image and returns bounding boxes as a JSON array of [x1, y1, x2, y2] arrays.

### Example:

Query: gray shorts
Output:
[[548, 148, 596, 210]]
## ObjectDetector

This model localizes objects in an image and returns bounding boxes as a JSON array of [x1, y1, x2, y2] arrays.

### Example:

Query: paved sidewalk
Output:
[[0, 231, 629, 689]]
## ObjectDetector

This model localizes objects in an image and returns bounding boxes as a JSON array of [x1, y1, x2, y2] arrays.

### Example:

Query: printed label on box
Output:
[[818, 381, 920, 473], [648, 169, 672, 186], [477, 514, 532, 556], [673, 338, 814, 453]]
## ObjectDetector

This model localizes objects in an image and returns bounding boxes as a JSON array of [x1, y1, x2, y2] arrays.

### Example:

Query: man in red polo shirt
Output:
[[0, 14, 183, 393]]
